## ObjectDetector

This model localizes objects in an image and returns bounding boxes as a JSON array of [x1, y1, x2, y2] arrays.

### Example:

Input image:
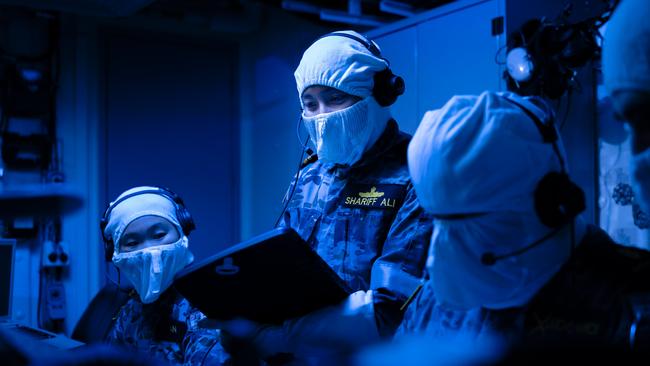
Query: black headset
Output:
[[273, 32, 405, 228], [504, 18, 600, 100], [315, 32, 405, 107], [100, 186, 196, 261], [480, 96, 586, 266]]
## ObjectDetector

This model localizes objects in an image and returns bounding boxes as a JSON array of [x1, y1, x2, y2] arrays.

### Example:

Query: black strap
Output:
[[71, 283, 131, 343], [501, 95, 566, 173], [502, 96, 558, 143]]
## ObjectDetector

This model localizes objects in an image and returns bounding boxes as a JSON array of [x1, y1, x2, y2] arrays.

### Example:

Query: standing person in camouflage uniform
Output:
[[102, 186, 229, 365], [218, 31, 433, 364]]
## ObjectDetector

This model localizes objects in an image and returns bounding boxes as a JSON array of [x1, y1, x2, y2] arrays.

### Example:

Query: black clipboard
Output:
[[174, 227, 352, 324]]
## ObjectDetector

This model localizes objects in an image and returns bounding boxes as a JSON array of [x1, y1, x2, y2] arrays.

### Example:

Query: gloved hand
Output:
[[205, 290, 380, 359], [281, 289, 380, 355], [206, 318, 291, 360]]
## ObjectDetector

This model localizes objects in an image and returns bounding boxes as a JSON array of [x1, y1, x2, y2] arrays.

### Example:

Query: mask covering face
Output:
[[429, 211, 574, 310], [113, 236, 193, 304], [631, 148, 650, 212], [302, 97, 390, 166]]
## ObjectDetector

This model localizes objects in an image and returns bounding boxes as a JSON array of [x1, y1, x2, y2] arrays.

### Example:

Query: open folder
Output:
[[174, 227, 352, 324]]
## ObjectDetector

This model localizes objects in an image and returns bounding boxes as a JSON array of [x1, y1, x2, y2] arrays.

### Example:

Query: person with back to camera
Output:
[[355, 4, 650, 364], [356, 89, 650, 365]]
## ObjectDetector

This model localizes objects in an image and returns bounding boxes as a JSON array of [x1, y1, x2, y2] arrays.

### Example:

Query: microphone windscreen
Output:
[[481, 252, 497, 266]]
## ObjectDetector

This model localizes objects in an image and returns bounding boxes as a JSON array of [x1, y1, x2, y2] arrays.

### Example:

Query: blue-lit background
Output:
[[0, 0, 607, 340]]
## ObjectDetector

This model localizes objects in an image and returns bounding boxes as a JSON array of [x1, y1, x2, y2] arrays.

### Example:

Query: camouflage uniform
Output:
[[396, 225, 650, 349], [394, 280, 521, 342], [106, 288, 230, 365], [278, 120, 433, 336]]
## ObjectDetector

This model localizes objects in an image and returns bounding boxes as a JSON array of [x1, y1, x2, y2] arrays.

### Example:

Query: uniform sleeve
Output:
[[277, 180, 294, 229], [105, 314, 124, 344], [370, 184, 433, 337], [182, 308, 232, 366], [105, 301, 130, 344]]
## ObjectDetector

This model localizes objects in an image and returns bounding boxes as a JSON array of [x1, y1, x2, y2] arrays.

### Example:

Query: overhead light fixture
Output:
[[379, 0, 416, 17], [282, 0, 390, 27], [320, 10, 387, 27], [348, 0, 361, 16]]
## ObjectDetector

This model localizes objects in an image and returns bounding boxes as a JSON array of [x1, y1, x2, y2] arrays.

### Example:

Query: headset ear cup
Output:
[[100, 216, 112, 261], [565, 178, 587, 219], [178, 207, 196, 236], [535, 172, 586, 228], [157, 186, 195, 236], [104, 240, 114, 262], [373, 69, 404, 107], [506, 47, 535, 83]]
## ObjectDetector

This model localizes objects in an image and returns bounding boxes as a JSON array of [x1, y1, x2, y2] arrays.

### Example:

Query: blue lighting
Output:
[[20, 68, 42, 83]]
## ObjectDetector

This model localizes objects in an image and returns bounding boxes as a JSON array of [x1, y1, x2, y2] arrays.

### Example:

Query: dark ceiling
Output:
[[143, 0, 454, 28]]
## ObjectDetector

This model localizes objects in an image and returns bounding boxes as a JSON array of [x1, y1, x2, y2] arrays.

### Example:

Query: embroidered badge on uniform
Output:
[[342, 184, 407, 209], [188, 311, 206, 330]]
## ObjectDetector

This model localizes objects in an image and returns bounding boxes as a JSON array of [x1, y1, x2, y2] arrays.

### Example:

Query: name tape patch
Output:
[[342, 184, 406, 209]]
